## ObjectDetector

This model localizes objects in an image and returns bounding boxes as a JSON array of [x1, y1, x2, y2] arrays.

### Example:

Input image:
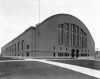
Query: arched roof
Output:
[[37, 13, 95, 49]]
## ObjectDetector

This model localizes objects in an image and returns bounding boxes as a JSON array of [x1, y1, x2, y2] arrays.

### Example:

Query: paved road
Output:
[[0, 60, 98, 79], [49, 59, 100, 70]]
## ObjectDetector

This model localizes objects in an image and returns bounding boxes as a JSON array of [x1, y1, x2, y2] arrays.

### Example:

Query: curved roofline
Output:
[[37, 13, 84, 26], [36, 13, 95, 48]]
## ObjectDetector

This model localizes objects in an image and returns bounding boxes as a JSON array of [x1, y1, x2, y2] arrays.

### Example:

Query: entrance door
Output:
[[71, 49, 75, 59], [76, 49, 79, 58]]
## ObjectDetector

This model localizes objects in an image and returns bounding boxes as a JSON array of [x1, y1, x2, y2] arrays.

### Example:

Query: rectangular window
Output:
[[72, 24, 74, 32], [84, 38, 87, 48], [76, 25, 79, 34], [70, 24, 73, 32], [66, 23, 69, 31], [26, 44, 30, 49], [70, 32, 73, 47], [22, 40, 24, 50], [10, 46, 11, 54], [82, 36, 84, 48], [58, 24, 63, 45], [65, 31, 69, 46], [65, 23, 70, 47], [15, 44, 16, 52], [18, 41, 20, 52], [73, 34, 75, 47]]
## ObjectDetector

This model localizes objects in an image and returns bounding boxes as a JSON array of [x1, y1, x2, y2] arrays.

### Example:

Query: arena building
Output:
[[1, 14, 95, 59]]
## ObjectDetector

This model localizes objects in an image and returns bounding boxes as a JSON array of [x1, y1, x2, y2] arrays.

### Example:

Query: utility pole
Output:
[[38, 0, 40, 23]]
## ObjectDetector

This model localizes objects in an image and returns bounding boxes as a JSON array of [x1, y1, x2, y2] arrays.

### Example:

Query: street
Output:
[[0, 59, 99, 79]]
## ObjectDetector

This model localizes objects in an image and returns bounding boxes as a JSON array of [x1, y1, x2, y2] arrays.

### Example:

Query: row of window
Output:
[[53, 46, 89, 53], [58, 23, 87, 48], [4, 40, 30, 55], [58, 52, 69, 57], [59, 23, 87, 36], [5, 52, 30, 57], [53, 52, 89, 57]]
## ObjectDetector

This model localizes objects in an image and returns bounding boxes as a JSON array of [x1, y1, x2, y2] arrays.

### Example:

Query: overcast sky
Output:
[[0, 0, 100, 51]]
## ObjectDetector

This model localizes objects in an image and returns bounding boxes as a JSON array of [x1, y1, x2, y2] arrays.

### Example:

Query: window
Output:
[[66, 48, 67, 51], [81, 53, 87, 56], [18, 41, 20, 52], [64, 53, 69, 56], [26, 52, 29, 56], [66, 23, 69, 31], [57, 23, 87, 49], [15, 44, 16, 52], [70, 24, 72, 32], [84, 38, 87, 48], [58, 24, 64, 45], [12, 45, 13, 53], [10, 46, 11, 53], [53, 53, 55, 56], [76, 25, 79, 33], [65, 24, 69, 47], [26, 44, 30, 49], [72, 24, 76, 33], [22, 40, 24, 50], [58, 53, 63, 57]]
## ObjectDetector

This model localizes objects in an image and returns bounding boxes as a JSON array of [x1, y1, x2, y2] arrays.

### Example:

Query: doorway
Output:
[[71, 49, 75, 59], [76, 49, 79, 58]]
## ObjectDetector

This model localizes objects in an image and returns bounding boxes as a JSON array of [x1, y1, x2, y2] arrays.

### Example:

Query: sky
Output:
[[0, 0, 100, 51]]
